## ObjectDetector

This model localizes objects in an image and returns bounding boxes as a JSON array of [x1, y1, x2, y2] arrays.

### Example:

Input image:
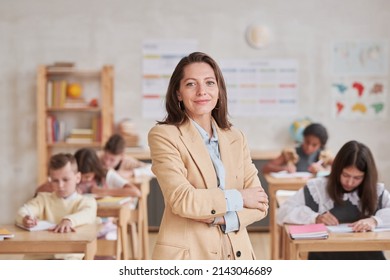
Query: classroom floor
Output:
[[2, 231, 390, 260]]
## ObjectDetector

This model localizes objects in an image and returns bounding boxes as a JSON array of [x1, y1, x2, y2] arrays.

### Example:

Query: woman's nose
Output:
[[196, 83, 206, 95]]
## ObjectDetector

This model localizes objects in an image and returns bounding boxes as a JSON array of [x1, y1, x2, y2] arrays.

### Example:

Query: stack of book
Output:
[[288, 223, 329, 240], [66, 128, 94, 144], [0, 228, 14, 240], [63, 97, 88, 108]]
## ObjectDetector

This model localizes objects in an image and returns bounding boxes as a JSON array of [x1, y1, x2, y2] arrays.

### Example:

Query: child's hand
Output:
[[350, 217, 377, 232], [315, 211, 339, 225], [285, 162, 297, 173], [23, 215, 38, 228], [308, 162, 325, 173], [53, 218, 75, 233]]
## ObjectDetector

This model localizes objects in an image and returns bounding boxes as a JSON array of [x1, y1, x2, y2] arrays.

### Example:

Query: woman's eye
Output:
[[206, 80, 216, 86], [186, 82, 195, 87]]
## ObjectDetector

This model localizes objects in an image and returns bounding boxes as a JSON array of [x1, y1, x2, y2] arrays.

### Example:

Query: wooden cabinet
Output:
[[36, 65, 114, 184]]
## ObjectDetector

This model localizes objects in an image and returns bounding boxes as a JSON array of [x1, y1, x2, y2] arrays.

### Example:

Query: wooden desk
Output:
[[282, 224, 390, 259], [264, 174, 309, 260], [0, 224, 98, 260], [96, 176, 151, 260], [97, 199, 137, 260]]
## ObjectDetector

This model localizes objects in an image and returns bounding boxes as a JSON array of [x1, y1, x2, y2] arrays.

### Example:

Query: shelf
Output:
[[48, 142, 103, 148], [46, 107, 101, 112], [36, 64, 114, 184]]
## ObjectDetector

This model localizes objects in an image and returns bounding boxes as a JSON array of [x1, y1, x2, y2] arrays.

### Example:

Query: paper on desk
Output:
[[16, 220, 56, 231], [270, 171, 312, 179], [327, 223, 390, 233]]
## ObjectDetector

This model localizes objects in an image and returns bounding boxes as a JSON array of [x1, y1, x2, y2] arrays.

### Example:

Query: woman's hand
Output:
[[315, 211, 339, 225], [239, 187, 269, 211], [350, 217, 377, 232]]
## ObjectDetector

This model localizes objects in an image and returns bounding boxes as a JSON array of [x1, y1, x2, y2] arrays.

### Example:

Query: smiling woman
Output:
[[148, 52, 269, 260]]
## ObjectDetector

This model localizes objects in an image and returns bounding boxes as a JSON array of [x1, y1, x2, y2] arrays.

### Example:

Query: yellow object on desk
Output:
[[0, 228, 14, 240]]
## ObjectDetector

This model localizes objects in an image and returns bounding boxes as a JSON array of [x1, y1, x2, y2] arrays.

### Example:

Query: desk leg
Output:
[[84, 238, 97, 260], [269, 186, 279, 260], [119, 207, 130, 260], [289, 242, 299, 260]]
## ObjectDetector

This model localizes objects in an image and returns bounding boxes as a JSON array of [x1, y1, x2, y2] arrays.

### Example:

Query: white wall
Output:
[[1, 0, 389, 224]]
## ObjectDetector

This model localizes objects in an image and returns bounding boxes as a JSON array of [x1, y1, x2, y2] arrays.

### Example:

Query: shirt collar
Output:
[[191, 119, 218, 144]]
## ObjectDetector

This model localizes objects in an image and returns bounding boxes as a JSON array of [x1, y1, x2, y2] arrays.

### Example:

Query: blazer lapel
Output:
[[215, 122, 239, 190], [179, 121, 217, 189]]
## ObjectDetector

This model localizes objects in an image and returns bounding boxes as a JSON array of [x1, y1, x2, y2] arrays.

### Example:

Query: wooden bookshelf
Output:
[[36, 64, 114, 184]]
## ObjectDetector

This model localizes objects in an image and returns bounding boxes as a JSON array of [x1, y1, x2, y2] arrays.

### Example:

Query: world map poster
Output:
[[332, 41, 387, 120]]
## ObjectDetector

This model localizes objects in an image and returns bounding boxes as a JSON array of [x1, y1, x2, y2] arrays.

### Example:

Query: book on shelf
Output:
[[66, 128, 94, 144], [0, 228, 14, 240], [96, 196, 137, 207], [47, 80, 67, 108], [65, 137, 93, 144], [15, 220, 56, 232], [46, 115, 66, 143], [288, 223, 329, 240]]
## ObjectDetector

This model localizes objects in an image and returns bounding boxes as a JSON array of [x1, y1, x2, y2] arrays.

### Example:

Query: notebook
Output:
[[289, 223, 329, 240], [270, 171, 312, 179], [96, 196, 136, 206], [16, 220, 56, 231], [327, 223, 390, 233]]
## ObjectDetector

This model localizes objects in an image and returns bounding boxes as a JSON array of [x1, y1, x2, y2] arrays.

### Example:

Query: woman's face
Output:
[[177, 62, 219, 122], [340, 166, 365, 192]]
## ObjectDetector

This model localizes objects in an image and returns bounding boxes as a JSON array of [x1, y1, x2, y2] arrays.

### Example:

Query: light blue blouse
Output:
[[191, 120, 243, 233]]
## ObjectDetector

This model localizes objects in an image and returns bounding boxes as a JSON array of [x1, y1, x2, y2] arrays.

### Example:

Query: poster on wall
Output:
[[142, 39, 198, 119], [219, 59, 299, 117], [331, 40, 388, 120], [332, 78, 387, 120]]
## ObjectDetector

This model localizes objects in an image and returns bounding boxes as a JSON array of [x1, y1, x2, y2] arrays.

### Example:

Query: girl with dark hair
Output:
[[277, 140, 390, 259], [262, 122, 334, 175]]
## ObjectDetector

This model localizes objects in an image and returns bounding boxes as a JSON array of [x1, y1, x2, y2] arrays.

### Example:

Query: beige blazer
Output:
[[148, 120, 267, 260]]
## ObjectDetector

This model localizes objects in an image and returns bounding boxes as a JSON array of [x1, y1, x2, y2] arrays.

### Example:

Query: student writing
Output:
[[262, 123, 333, 175], [277, 140, 390, 259], [16, 153, 97, 260]]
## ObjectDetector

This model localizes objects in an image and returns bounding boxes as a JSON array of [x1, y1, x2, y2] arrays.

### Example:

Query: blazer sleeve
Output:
[[234, 129, 268, 228], [148, 125, 227, 220]]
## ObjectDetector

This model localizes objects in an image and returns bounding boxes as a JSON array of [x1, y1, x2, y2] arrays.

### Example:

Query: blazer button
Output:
[[236, 251, 241, 257], [211, 210, 216, 214]]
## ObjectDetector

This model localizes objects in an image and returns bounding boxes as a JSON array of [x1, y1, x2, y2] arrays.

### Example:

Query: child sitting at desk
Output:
[[74, 147, 141, 241], [262, 123, 333, 175], [75, 147, 142, 197], [98, 133, 154, 179], [277, 140, 390, 259], [16, 153, 97, 260]]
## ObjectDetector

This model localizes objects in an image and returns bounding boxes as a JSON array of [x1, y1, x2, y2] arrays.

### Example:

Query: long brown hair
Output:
[[327, 140, 378, 217], [158, 52, 231, 129], [74, 148, 106, 184]]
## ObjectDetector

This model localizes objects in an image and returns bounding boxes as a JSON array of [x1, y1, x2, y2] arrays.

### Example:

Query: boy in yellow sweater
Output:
[[15, 153, 97, 259]]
